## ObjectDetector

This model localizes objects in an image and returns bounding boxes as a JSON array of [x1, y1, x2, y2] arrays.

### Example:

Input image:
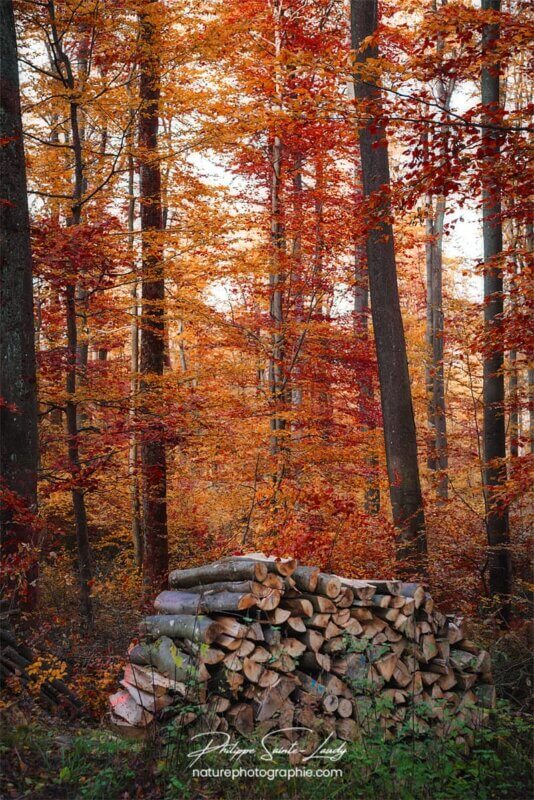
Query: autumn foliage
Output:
[[1, 0, 532, 659]]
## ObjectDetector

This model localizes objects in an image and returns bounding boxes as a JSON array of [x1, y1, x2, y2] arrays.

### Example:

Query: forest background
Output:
[[0, 0, 532, 796]]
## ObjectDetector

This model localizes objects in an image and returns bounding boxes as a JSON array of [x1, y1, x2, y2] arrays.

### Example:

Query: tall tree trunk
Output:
[[312, 157, 334, 440], [508, 350, 518, 458], [290, 150, 304, 415], [127, 116, 143, 570], [526, 223, 533, 455], [47, 1, 94, 625], [481, 0, 511, 623], [425, 193, 448, 499], [0, 0, 39, 608], [353, 233, 380, 515], [138, 2, 168, 591], [268, 1, 288, 478], [269, 135, 286, 458], [424, 0, 450, 505], [350, 0, 427, 573]]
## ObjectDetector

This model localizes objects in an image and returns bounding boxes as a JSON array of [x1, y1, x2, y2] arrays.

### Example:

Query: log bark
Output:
[[169, 559, 268, 588], [140, 615, 221, 644], [154, 590, 257, 615]]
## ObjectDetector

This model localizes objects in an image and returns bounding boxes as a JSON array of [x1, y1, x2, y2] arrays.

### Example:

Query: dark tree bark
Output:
[[424, 0, 450, 504], [481, 0, 511, 623], [127, 109, 143, 570], [350, 0, 427, 572], [269, 129, 287, 459], [138, 2, 168, 591], [353, 237, 380, 515], [0, 0, 39, 608], [46, 1, 94, 625]]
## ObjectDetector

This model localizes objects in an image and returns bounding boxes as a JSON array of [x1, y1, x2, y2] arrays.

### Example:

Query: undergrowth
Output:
[[0, 700, 531, 800]]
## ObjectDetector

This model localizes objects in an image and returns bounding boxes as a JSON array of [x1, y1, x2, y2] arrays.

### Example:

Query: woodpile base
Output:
[[109, 554, 495, 746]]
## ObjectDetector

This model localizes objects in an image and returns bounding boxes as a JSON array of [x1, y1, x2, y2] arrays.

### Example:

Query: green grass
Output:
[[0, 703, 531, 799]]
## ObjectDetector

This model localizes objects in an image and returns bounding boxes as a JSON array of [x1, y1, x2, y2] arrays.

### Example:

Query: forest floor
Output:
[[1, 569, 533, 800]]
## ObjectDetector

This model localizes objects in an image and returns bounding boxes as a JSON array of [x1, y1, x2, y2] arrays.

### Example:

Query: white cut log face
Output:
[[120, 680, 172, 713], [109, 690, 154, 727]]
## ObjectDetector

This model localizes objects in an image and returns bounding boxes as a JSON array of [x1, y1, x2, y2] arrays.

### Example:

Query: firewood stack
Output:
[[109, 554, 495, 743]]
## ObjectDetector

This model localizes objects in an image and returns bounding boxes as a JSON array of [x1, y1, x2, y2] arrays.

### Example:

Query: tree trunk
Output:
[[127, 112, 143, 569], [481, 0, 511, 623], [0, 0, 39, 608], [46, 1, 94, 625], [138, 2, 168, 591], [425, 7, 451, 501], [269, 130, 287, 458], [268, 0, 287, 467], [425, 194, 448, 500], [350, 0, 427, 572], [526, 223, 533, 455], [353, 214, 380, 514]]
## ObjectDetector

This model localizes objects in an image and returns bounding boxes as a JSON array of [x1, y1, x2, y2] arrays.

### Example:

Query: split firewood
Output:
[[300, 651, 331, 673], [286, 616, 307, 633], [292, 565, 320, 593], [215, 634, 242, 651], [243, 657, 264, 683], [296, 630, 325, 653], [340, 579, 376, 600], [123, 663, 185, 696], [336, 718, 359, 741], [307, 613, 331, 629], [223, 653, 243, 671], [375, 653, 399, 682], [332, 609, 351, 626], [266, 608, 291, 625], [233, 553, 297, 577], [257, 589, 282, 611], [335, 587, 355, 607], [315, 574, 342, 598], [227, 702, 254, 735], [210, 695, 231, 713], [263, 626, 281, 647], [325, 620, 343, 639], [250, 645, 271, 663], [350, 607, 373, 622], [296, 594, 337, 613], [235, 639, 256, 658], [110, 556, 494, 740], [365, 580, 402, 596], [322, 636, 345, 654], [258, 669, 279, 688], [120, 680, 172, 713], [282, 598, 314, 617], [261, 573, 285, 590], [109, 690, 154, 727], [213, 616, 248, 639], [343, 618, 363, 636], [248, 621, 265, 641]]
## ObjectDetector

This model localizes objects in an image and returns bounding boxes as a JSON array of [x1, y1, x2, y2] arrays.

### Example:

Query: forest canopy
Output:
[[1, 0, 532, 643]]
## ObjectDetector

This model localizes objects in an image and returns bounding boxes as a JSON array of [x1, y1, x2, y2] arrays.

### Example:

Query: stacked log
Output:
[[0, 624, 81, 712], [109, 555, 494, 743]]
